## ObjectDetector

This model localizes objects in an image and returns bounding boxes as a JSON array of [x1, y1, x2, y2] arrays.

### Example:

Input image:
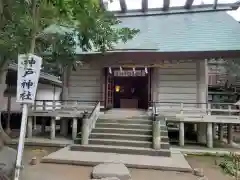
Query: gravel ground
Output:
[[18, 146, 232, 180]]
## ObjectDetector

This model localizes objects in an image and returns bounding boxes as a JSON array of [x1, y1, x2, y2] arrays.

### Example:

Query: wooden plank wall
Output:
[[152, 61, 200, 115], [68, 64, 103, 101]]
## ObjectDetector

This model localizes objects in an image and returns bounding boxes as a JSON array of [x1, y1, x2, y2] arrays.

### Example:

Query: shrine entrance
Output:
[[105, 68, 151, 109]]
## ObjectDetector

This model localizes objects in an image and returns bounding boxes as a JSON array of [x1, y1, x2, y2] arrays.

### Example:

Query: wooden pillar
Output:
[[227, 124, 233, 146], [207, 122, 213, 148], [60, 119, 68, 136], [212, 123, 217, 140], [197, 59, 208, 144], [41, 118, 46, 134], [179, 122, 185, 146], [72, 118, 78, 140], [33, 116, 37, 130], [27, 116, 33, 138], [219, 124, 224, 141], [50, 118, 56, 139]]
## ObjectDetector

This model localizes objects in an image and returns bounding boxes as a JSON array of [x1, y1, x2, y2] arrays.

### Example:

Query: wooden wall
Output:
[[152, 62, 198, 104], [68, 64, 104, 101], [68, 58, 207, 109], [151, 60, 208, 115], [0, 83, 61, 112]]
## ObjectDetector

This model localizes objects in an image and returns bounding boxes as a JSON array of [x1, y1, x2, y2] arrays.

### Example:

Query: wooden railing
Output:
[[31, 100, 97, 111], [149, 102, 240, 123], [81, 101, 101, 145]]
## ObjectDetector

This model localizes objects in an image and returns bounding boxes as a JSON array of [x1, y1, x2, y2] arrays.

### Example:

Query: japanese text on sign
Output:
[[16, 54, 42, 104]]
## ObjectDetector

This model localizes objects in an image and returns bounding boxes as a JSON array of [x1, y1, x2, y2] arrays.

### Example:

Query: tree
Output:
[[0, 0, 139, 137]]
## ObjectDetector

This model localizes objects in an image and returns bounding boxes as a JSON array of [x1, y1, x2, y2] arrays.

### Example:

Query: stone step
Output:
[[90, 133, 152, 141], [76, 132, 169, 142], [91, 127, 168, 136], [88, 138, 170, 149], [70, 144, 171, 157], [92, 127, 152, 135], [95, 122, 152, 130], [98, 119, 152, 125], [76, 131, 169, 140]]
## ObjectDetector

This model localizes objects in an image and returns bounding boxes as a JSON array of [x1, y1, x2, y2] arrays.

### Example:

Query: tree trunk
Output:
[[5, 94, 11, 134], [61, 66, 70, 101], [0, 57, 10, 141]]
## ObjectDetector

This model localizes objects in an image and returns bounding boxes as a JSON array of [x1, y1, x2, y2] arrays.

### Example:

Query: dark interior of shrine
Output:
[[113, 76, 149, 109]]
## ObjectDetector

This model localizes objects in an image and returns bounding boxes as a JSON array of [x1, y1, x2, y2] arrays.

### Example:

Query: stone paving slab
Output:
[[41, 147, 192, 172]]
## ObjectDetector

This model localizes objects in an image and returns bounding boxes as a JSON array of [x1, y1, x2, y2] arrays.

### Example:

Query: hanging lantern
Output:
[[115, 85, 120, 92], [108, 67, 112, 74], [145, 67, 148, 74]]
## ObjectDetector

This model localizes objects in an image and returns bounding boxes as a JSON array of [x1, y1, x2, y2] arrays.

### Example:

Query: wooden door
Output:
[[106, 73, 114, 109]]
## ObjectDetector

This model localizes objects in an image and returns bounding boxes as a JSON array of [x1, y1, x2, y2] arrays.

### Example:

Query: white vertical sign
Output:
[[16, 54, 42, 104], [14, 54, 42, 180]]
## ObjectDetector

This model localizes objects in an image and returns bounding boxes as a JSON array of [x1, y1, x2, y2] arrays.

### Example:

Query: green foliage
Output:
[[219, 154, 240, 176], [0, 0, 139, 72], [224, 60, 240, 77]]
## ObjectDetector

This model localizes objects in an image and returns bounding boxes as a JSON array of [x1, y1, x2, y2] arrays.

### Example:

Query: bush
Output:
[[219, 154, 240, 176]]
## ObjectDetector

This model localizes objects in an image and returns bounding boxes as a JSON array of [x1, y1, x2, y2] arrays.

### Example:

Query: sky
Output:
[[107, 0, 240, 21]]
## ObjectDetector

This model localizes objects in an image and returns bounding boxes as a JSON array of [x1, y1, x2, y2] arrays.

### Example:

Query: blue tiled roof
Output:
[[115, 11, 240, 52], [41, 11, 240, 53]]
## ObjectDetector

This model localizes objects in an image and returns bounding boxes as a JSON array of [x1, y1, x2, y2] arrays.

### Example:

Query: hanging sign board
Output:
[[16, 54, 42, 104], [114, 70, 146, 77]]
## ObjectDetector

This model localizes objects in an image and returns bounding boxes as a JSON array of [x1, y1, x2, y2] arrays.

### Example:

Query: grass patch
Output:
[[185, 152, 225, 157], [219, 154, 240, 177]]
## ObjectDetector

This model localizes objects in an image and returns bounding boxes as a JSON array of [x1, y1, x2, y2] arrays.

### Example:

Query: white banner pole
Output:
[[14, 104, 28, 180]]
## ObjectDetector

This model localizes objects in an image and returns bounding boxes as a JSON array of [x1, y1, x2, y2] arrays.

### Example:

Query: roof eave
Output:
[[8, 63, 62, 87]]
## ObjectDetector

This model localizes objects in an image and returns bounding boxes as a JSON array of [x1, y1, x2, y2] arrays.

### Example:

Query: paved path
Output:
[[42, 147, 192, 172], [21, 147, 197, 180]]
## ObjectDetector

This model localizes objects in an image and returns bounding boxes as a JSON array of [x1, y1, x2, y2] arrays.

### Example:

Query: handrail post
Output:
[[207, 103, 213, 148], [207, 103, 211, 115], [179, 103, 184, 146], [152, 102, 160, 150], [81, 114, 89, 145], [81, 102, 101, 145], [180, 103, 183, 116]]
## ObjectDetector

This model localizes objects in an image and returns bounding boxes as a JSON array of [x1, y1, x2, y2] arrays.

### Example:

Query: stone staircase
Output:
[[72, 110, 171, 157]]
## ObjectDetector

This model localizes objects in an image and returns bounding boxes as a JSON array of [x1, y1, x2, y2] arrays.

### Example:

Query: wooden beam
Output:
[[213, 0, 218, 9], [141, 0, 148, 12], [163, 0, 170, 11], [184, 0, 194, 9], [119, 0, 127, 12]]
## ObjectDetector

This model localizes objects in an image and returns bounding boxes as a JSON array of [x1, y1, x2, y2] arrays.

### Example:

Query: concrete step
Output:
[[76, 132, 169, 142], [95, 122, 152, 130], [89, 138, 152, 148], [98, 119, 152, 125], [88, 138, 170, 149], [91, 127, 168, 136], [70, 144, 171, 157], [90, 133, 152, 141], [92, 127, 152, 135], [76, 134, 169, 143]]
